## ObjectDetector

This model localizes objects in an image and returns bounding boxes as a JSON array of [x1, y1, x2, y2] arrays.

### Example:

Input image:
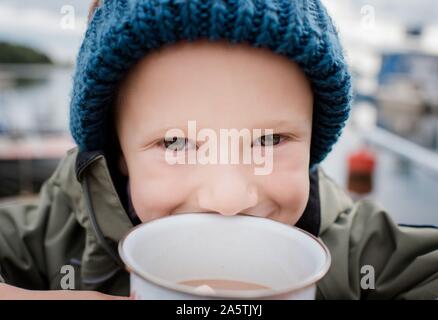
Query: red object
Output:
[[347, 147, 376, 195], [348, 148, 376, 173]]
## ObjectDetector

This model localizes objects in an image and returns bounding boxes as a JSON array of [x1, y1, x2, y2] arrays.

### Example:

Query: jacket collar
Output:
[[295, 167, 321, 236], [317, 167, 354, 234], [76, 150, 134, 243], [73, 150, 132, 287]]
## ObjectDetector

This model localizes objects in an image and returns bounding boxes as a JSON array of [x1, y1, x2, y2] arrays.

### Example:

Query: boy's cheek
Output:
[[273, 143, 310, 172], [129, 174, 188, 222], [265, 170, 310, 222], [126, 156, 190, 212]]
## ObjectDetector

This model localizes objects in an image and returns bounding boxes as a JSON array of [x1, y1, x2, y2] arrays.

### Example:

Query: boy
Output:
[[1, 0, 437, 299]]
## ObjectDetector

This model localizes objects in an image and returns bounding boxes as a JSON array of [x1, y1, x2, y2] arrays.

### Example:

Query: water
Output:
[[0, 64, 74, 197], [0, 64, 72, 136]]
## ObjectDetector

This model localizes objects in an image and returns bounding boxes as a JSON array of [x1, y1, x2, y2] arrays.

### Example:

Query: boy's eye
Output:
[[162, 137, 196, 151], [252, 134, 285, 147]]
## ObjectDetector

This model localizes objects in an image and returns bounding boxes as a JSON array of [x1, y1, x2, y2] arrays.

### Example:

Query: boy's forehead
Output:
[[123, 40, 312, 93], [117, 40, 313, 131]]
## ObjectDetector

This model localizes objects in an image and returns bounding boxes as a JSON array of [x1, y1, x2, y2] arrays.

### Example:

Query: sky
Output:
[[0, 0, 437, 64]]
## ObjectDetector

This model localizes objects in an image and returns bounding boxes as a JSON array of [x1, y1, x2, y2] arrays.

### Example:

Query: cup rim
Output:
[[118, 213, 331, 299]]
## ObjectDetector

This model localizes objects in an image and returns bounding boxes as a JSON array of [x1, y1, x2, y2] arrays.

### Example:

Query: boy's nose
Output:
[[196, 168, 258, 216]]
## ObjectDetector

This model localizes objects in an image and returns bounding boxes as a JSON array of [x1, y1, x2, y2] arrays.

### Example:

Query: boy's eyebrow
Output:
[[142, 125, 189, 138], [253, 119, 298, 128], [251, 119, 310, 133], [139, 118, 309, 139]]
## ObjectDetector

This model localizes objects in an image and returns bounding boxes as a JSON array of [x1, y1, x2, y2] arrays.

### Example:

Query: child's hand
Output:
[[0, 283, 130, 300]]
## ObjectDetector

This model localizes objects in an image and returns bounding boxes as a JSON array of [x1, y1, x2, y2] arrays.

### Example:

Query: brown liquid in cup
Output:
[[179, 279, 270, 291]]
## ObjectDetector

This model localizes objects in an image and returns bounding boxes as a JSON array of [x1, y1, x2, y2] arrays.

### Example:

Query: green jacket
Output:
[[1, 147, 438, 299]]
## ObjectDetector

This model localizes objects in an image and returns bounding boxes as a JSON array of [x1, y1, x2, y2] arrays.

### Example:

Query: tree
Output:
[[0, 42, 52, 64]]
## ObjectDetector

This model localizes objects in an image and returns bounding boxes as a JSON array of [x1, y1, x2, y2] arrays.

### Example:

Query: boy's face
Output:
[[116, 40, 313, 226]]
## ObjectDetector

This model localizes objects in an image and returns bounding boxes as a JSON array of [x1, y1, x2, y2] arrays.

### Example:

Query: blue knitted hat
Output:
[[70, 0, 352, 168]]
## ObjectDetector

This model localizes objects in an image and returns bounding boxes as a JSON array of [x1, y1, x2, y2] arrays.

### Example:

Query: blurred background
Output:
[[0, 0, 437, 225]]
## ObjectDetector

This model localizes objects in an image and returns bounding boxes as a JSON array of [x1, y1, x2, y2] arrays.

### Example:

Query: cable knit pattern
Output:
[[70, 0, 353, 168]]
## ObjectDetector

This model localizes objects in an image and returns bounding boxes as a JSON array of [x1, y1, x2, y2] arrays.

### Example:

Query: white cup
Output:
[[118, 213, 330, 299]]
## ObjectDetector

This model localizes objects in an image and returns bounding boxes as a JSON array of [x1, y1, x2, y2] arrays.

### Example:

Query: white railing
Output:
[[361, 126, 438, 174]]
